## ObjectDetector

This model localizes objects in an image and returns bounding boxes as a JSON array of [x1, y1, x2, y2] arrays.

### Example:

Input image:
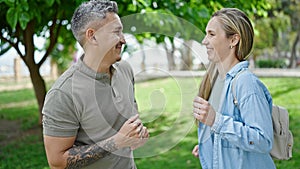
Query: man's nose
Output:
[[120, 33, 126, 44]]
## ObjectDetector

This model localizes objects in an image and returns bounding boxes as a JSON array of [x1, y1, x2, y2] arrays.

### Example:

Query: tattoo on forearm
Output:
[[66, 138, 118, 169]]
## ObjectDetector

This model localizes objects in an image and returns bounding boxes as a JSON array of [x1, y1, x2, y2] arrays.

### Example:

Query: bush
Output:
[[256, 59, 287, 68]]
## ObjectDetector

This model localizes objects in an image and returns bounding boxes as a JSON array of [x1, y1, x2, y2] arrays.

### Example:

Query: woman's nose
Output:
[[201, 35, 208, 45]]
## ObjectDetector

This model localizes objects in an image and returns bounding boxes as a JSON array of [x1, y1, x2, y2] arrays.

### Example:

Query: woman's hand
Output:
[[192, 145, 199, 158], [193, 96, 216, 127]]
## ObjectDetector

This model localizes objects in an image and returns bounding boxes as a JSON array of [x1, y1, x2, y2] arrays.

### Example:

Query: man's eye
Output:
[[114, 31, 121, 35]]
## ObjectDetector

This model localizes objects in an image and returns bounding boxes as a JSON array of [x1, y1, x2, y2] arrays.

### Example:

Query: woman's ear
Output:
[[231, 34, 240, 47]]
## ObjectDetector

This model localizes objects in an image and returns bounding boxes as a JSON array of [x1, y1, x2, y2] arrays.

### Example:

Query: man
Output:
[[42, 0, 149, 168]]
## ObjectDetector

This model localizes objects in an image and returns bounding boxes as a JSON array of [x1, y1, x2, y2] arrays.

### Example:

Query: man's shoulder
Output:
[[115, 60, 134, 76], [115, 60, 131, 69], [48, 65, 77, 94]]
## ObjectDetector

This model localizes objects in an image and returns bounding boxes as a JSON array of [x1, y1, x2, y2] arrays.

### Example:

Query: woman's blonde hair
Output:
[[198, 8, 254, 99]]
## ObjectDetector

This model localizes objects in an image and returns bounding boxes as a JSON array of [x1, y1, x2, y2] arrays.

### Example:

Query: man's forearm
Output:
[[65, 137, 118, 169]]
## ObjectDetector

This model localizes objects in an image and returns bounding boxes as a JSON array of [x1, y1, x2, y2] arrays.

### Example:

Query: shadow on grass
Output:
[[0, 105, 39, 130], [271, 85, 300, 98]]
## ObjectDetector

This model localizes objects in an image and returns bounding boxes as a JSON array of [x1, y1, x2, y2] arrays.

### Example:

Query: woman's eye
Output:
[[205, 33, 214, 38]]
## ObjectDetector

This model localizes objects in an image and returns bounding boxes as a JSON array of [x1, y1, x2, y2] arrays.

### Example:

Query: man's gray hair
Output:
[[71, 0, 118, 46]]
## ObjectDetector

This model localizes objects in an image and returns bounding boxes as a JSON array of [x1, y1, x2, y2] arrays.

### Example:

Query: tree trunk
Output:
[[140, 44, 146, 71], [20, 20, 47, 125], [181, 40, 193, 70], [288, 31, 300, 68], [164, 42, 175, 71], [27, 62, 47, 125], [270, 24, 281, 58]]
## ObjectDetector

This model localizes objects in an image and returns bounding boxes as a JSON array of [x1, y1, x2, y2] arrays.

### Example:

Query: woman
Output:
[[191, 8, 276, 169]]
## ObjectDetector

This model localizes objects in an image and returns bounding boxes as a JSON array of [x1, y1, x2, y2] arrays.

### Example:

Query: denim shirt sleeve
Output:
[[211, 72, 273, 153]]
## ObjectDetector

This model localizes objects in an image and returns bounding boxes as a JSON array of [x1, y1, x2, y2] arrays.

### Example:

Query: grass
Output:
[[0, 135, 48, 169], [0, 88, 38, 130], [0, 77, 299, 169]]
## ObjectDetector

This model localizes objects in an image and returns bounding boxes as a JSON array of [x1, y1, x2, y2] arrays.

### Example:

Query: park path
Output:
[[0, 68, 299, 91], [135, 68, 300, 82]]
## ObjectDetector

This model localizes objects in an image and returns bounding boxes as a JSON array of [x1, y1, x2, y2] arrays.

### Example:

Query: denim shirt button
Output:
[[249, 141, 254, 145]]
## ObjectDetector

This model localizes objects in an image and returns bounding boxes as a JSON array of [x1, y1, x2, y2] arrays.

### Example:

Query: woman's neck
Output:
[[216, 57, 240, 79]]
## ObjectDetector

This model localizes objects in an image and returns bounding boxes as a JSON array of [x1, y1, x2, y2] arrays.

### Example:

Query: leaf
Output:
[[20, 0, 29, 11], [45, 0, 55, 7], [19, 12, 30, 30], [4, 0, 15, 6], [137, 0, 149, 7], [28, 2, 42, 23], [55, 0, 61, 5], [127, 4, 137, 12], [198, 6, 209, 18], [6, 7, 18, 29]]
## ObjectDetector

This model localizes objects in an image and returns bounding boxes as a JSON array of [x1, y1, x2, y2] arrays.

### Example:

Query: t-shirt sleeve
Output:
[[42, 89, 79, 137]]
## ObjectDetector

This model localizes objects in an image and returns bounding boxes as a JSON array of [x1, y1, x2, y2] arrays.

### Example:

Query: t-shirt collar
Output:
[[76, 55, 117, 82]]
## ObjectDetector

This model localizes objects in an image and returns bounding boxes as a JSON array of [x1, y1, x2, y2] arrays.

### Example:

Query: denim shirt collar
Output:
[[226, 60, 249, 79]]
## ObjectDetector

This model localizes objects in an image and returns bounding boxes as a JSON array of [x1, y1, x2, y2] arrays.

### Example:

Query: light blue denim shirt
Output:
[[198, 61, 276, 169]]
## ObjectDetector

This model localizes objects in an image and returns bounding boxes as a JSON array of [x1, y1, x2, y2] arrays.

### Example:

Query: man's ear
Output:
[[86, 28, 97, 44], [231, 34, 240, 47]]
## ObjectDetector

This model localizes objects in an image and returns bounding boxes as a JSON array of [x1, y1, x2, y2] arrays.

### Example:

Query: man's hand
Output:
[[130, 126, 149, 150], [114, 114, 149, 149]]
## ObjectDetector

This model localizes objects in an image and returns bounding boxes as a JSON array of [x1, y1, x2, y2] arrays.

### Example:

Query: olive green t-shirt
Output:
[[42, 57, 138, 169]]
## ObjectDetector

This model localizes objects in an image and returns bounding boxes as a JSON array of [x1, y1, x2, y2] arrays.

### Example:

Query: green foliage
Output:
[[254, 14, 290, 50], [50, 25, 76, 73], [256, 59, 287, 68], [0, 0, 273, 55], [120, 0, 270, 45], [6, 7, 18, 29], [253, 0, 300, 67], [0, 1, 84, 114], [1, 77, 300, 168], [0, 39, 11, 56], [2, 0, 57, 30]]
